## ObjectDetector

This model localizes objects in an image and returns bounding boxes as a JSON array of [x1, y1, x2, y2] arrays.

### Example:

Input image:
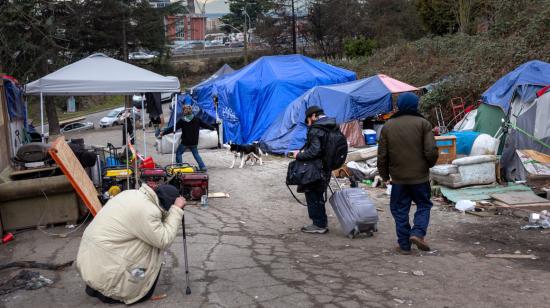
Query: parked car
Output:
[[172, 46, 193, 55], [129, 52, 157, 60], [60, 122, 94, 134], [99, 107, 141, 127], [228, 41, 244, 48], [99, 107, 124, 127]]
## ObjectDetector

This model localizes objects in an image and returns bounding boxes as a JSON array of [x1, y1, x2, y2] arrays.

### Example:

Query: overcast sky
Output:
[[198, 0, 229, 13]]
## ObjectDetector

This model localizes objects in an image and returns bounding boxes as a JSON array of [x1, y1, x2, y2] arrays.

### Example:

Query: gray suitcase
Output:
[[329, 187, 379, 238]]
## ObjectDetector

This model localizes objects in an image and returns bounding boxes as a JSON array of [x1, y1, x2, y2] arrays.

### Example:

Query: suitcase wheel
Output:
[[348, 227, 360, 239]]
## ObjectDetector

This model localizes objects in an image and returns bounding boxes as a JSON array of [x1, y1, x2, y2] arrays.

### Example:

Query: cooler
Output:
[[363, 129, 377, 145]]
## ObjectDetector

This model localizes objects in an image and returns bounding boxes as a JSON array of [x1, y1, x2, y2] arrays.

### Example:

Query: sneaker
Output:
[[301, 224, 328, 234], [410, 236, 431, 251]]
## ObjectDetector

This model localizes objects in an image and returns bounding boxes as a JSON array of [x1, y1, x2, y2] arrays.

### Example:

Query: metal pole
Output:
[[171, 94, 178, 164], [40, 92, 44, 143], [141, 94, 146, 157], [291, 0, 297, 54], [125, 116, 130, 190], [243, 15, 248, 65], [182, 214, 191, 295], [132, 108, 139, 189]]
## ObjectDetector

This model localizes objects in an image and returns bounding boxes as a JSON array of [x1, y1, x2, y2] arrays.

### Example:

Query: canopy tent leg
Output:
[[40, 92, 44, 143], [141, 94, 146, 157], [125, 117, 130, 190], [171, 94, 178, 164]]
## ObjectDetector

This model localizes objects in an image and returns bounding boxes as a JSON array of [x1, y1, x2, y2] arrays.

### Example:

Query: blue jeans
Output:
[[176, 144, 207, 170], [305, 190, 327, 228], [390, 182, 432, 250]]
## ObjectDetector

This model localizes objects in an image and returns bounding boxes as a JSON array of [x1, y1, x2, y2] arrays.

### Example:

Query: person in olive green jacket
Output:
[[377, 92, 439, 254], [76, 184, 185, 305]]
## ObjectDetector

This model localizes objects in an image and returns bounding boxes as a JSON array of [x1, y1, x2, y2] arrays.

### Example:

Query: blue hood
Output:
[[397, 92, 419, 112]]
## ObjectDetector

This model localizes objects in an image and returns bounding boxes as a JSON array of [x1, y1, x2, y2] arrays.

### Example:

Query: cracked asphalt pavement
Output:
[[1, 127, 550, 307]]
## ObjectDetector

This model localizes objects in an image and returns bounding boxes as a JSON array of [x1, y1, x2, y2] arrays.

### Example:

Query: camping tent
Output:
[[213, 55, 356, 144], [475, 60, 550, 180], [191, 64, 235, 122], [260, 74, 418, 154], [501, 88, 550, 181], [25, 53, 180, 155], [481, 60, 550, 114]]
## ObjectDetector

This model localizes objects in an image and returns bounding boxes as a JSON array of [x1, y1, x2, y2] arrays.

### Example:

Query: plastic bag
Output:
[[455, 200, 475, 212], [385, 184, 392, 196]]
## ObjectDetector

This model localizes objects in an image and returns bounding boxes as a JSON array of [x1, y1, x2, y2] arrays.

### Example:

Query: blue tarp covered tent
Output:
[[191, 64, 235, 123], [166, 94, 191, 128], [481, 60, 550, 113], [260, 74, 418, 154], [213, 55, 356, 144]]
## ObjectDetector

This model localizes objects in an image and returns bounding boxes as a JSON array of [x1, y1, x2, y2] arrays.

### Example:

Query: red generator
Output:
[[175, 173, 209, 203], [140, 168, 167, 190]]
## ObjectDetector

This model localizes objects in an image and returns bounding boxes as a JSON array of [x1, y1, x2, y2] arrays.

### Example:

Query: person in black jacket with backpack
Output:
[[160, 105, 214, 171], [293, 106, 338, 234]]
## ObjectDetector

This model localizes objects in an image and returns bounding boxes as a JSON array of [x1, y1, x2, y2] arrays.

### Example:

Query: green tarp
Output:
[[473, 103, 507, 153], [473, 103, 506, 136], [440, 183, 532, 204]]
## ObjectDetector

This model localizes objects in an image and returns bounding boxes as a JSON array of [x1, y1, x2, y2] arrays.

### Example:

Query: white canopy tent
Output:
[[25, 53, 181, 156]]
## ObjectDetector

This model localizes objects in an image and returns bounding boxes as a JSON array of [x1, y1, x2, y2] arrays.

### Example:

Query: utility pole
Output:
[[291, 0, 297, 54], [243, 17, 248, 64]]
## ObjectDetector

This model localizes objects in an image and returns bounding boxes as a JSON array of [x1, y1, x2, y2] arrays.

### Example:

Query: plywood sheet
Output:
[[491, 191, 548, 205], [49, 137, 102, 216], [521, 150, 550, 164]]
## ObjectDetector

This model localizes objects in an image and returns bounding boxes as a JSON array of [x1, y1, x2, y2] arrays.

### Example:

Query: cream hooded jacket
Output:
[[76, 184, 183, 304]]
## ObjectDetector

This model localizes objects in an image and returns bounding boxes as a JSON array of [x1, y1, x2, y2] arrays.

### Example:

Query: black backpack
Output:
[[320, 126, 348, 170]]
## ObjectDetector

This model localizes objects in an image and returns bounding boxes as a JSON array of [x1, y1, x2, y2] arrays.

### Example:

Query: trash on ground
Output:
[[208, 192, 230, 198], [412, 270, 424, 276], [0, 270, 53, 295], [521, 210, 550, 230], [150, 294, 167, 301], [455, 200, 476, 212], [485, 254, 538, 260]]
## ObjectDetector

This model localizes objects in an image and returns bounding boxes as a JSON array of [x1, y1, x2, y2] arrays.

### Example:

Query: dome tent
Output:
[[212, 54, 356, 144], [260, 74, 418, 154]]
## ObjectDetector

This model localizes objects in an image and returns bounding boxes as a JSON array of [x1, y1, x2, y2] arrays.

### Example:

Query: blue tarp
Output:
[[481, 60, 550, 113], [260, 75, 410, 154], [166, 93, 215, 129], [3, 79, 26, 121], [441, 131, 481, 155], [191, 64, 235, 123], [213, 55, 356, 144]]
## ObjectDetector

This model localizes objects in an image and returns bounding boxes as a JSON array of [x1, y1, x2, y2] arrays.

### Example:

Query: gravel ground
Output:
[[1, 126, 549, 308]]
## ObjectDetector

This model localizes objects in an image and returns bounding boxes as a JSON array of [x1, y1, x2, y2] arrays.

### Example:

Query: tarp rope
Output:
[[506, 121, 550, 149]]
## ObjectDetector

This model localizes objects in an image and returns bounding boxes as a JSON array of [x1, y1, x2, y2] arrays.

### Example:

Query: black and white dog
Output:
[[226, 142, 265, 169]]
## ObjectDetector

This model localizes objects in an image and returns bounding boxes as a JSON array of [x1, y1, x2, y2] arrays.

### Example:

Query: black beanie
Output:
[[305, 106, 324, 122], [155, 184, 180, 211]]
